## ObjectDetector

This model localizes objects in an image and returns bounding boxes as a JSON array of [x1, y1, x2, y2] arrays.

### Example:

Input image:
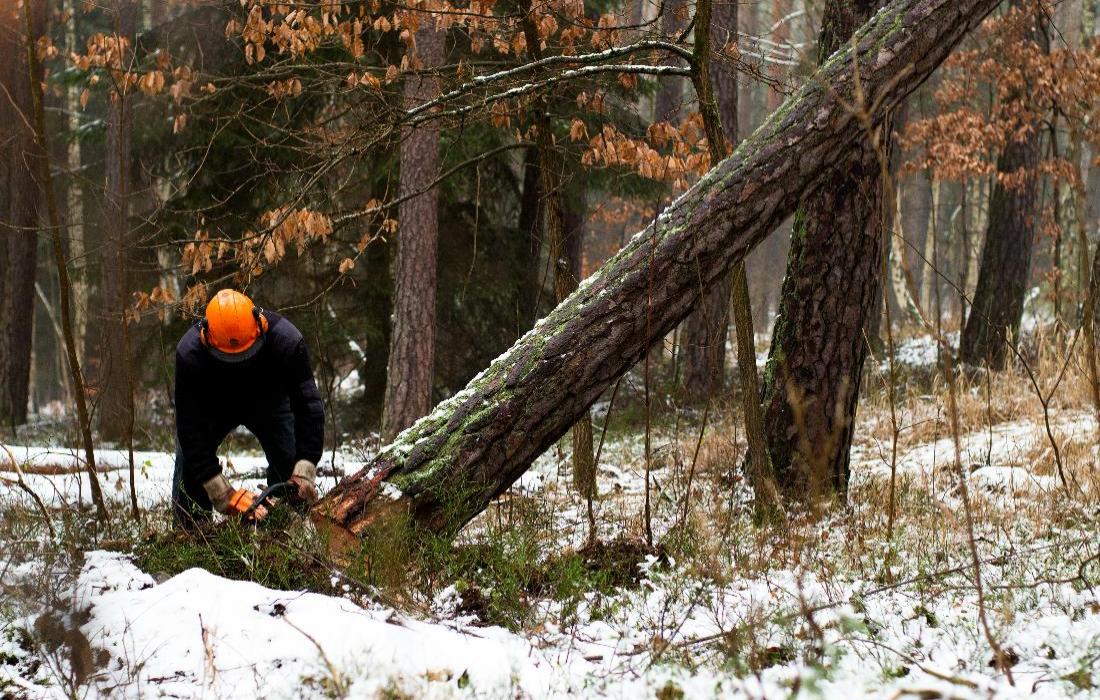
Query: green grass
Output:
[[133, 498, 660, 632], [136, 507, 340, 594]]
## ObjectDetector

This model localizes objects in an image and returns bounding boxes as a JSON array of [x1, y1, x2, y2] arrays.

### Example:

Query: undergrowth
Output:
[[132, 497, 665, 632]]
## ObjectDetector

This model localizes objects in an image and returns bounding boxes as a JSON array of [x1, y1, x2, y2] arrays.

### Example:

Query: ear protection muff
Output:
[[252, 307, 269, 337], [199, 306, 268, 347]]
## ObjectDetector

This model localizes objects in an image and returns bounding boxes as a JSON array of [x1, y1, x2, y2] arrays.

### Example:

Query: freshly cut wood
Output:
[[317, 0, 1005, 538]]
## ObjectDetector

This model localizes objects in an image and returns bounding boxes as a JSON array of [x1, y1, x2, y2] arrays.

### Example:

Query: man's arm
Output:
[[286, 339, 326, 466], [175, 352, 222, 484]]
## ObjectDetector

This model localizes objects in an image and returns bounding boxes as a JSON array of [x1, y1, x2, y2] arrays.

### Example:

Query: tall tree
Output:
[[0, 2, 43, 427], [682, 0, 738, 400], [317, 0, 1005, 538], [519, 0, 596, 499], [562, 184, 595, 498], [64, 0, 87, 371], [518, 147, 543, 329], [759, 0, 891, 503], [22, 0, 108, 519], [654, 0, 687, 124], [688, 0, 781, 514], [93, 0, 139, 441], [381, 15, 445, 441], [959, 0, 1047, 369]]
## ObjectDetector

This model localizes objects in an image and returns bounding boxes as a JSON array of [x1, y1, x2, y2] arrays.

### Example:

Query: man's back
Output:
[[176, 310, 308, 421]]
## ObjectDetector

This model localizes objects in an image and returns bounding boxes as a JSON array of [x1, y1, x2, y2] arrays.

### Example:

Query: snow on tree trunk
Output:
[[317, 0, 1007, 538]]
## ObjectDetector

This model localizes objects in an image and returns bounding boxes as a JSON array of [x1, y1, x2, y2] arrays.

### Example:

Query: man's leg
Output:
[[172, 443, 213, 529], [245, 400, 297, 486], [172, 425, 236, 529]]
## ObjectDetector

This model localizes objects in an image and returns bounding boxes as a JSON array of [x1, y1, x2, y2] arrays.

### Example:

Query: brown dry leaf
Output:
[[569, 118, 587, 142]]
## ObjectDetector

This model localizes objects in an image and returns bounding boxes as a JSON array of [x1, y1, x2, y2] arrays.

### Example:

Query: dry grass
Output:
[[647, 326, 1100, 592]]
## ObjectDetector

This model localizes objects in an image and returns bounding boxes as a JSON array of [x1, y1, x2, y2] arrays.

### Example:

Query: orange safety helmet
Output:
[[199, 289, 269, 362]]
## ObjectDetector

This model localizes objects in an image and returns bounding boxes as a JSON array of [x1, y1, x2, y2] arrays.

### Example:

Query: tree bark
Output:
[[92, 0, 138, 442], [518, 146, 543, 328], [759, 0, 890, 503], [22, 0, 108, 520], [317, 0, 1006, 539], [654, 0, 687, 123], [959, 0, 1046, 369], [519, 0, 596, 499], [65, 0, 87, 375], [563, 185, 595, 498], [682, 0, 738, 401], [0, 2, 43, 427], [381, 18, 445, 441]]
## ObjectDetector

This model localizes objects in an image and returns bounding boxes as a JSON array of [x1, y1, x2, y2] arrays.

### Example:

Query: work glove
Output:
[[202, 473, 268, 522], [288, 459, 319, 505]]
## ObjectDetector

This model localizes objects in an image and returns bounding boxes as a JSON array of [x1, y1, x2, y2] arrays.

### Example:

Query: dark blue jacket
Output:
[[174, 311, 325, 483]]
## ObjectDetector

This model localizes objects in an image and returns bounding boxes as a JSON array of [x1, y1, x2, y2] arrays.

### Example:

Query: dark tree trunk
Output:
[[518, 146, 543, 327], [317, 0, 1005, 539], [959, 2, 1046, 369], [382, 21, 445, 441], [562, 183, 595, 497], [654, 0, 686, 123], [22, 0, 109, 518], [682, 0, 738, 400], [0, 2, 43, 427], [519, 1, 596, 498], [758, 0, 888, 503], [93, 0, 138, 441], [958, 136, 1042, 368]]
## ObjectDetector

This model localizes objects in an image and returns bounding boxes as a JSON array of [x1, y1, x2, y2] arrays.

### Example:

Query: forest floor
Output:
[[1, 333, 1099, 699]]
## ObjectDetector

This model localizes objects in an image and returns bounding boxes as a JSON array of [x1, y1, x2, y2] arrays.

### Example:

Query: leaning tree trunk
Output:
[[316, 0, 1006, 539], [758, 0, 889, 504], [381, 19, 445, 441], [0, 2, 43, 427], [959, 0, 1045, 369], [682, 0, 738, 400]]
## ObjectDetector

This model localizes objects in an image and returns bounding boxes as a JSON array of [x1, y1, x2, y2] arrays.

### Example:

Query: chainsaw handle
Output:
[[242, 480, 296, 519]]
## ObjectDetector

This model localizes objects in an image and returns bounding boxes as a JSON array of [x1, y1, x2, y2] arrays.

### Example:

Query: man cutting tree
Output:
[[173, 289, 325, 527]]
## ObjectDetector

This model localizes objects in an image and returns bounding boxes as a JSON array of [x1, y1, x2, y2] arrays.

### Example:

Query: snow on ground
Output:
[[0, 442, 368, 511], [880, 332, 961, 371], [4, 527, 1098, 699], [2, 409, 1099, 698], [850, 411, 1095, 499], [72, 551, 559, 698]]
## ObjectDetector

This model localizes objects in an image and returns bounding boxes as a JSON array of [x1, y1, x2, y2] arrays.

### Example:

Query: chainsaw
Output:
[[227, 481, 299, 523]]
